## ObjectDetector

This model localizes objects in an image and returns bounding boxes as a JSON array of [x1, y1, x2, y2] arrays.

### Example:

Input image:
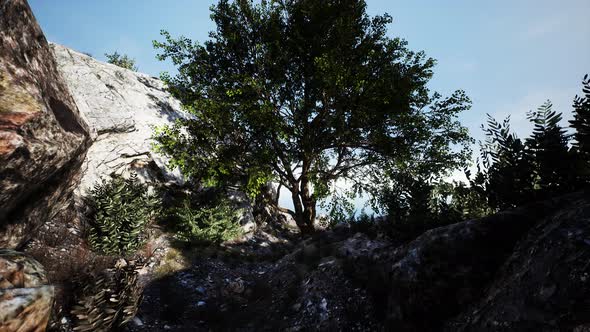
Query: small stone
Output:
[[132, 316, 143, 326], [197, 301, 206, 307], [320, 298, 328, 311], [196, 286, 206, 294]]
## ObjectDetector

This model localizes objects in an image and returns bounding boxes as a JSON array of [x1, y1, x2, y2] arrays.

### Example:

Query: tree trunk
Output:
[[290, 186, 315, 234], [299, 171, 316, 233]]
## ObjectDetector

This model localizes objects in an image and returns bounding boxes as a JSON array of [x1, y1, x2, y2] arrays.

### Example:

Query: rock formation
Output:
[[0, 249, 54, 332], [50, 44, 187, 196], [0, 0, 90, 248], [128, 192, 590, 331], [50, 45, 262, 231], [447, 193, 590, 331]]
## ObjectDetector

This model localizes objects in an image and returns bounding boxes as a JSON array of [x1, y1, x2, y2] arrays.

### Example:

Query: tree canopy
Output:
[[469, 76, 590, 211], [153, 0, 472, 232]]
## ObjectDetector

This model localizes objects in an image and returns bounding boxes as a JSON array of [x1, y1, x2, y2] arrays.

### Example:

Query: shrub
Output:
[[71, 260, 143, 331], [86, 174, 160, 255], [169, 198, 243, 245], [104, 51, 138, 71]]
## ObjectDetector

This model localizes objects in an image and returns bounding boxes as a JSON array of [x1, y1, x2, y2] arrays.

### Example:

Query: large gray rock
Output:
[[50, 44, 187, 195], [374, 193, 588, 331], [0, 0, 90, 248]]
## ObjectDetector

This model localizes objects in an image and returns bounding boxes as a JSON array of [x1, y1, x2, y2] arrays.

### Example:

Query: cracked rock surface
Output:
[[51, 43, 188, 195]]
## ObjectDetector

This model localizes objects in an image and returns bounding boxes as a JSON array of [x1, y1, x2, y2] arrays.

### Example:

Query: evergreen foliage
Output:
[[526, 100, 574, 195], [480, 114, 534, 209], [168, 198, 243, 245], [381, 75, 590, 236], [473, 75, 590, 210], [86, 174, 160, 255], [570, 74, 590, 178]]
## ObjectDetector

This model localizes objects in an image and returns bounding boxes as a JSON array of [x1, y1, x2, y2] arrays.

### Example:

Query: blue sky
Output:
[[29, 0, 590, 145]]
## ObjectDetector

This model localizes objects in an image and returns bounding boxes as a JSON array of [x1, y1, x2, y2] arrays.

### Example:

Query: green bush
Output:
[[86, 174, 160, 255], [104, 51, 138, 71], [169, 198, 243, 245]]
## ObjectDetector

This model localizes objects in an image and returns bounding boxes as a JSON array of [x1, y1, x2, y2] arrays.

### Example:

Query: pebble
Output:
[[132, 317, 144, 326], [197, 301, 206, 307]]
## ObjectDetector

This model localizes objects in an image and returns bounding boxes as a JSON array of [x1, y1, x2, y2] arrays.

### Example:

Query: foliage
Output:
[[71, 260, 142, 331], [479, 114, 535, 209], [320, 191, 356, 226], [525, 100, 575, 195], [86, 174, 160, 255], [472, 76, 590, 210], [168, 198, 243, 245], [348, 210, 376, 235], [570, 74, 590, 180], [152, 0, 472, 231], [105, 51, 138, 71], [379, 175, 487, 238]]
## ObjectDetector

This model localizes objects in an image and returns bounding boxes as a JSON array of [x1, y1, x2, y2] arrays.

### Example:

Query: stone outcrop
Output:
[[127, 192, 590, 331], [50, 44, 187, 197], [447, 193, 590, 331], [0, 0, 90, 248], [343, 192, 590, 331], [373, 196, 577, 330], [0, 249, 54, 332]]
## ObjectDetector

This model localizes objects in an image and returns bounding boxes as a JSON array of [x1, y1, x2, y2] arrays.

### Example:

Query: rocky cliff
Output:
[[50, 43, 187, 196], [0, 0, 90, 248]]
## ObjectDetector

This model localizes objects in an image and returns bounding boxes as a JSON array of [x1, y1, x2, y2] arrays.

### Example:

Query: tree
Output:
[[105, 51, 138, 71], [477, 96, 582, 210], [570, 74, 590, 182], [153, 0, 472, 232], [479, 115, 534, 209], [526, 100, 573, 196]]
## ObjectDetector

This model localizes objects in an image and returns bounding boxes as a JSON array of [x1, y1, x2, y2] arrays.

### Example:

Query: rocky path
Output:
[[126, 228, 382, 332]]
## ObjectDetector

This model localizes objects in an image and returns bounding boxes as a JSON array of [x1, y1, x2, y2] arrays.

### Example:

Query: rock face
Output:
[[447, 194, 590, 331], [0, 249, 54, 332], [351, 192, 590, 331], [128, 192, 590, 331], [50, 44, 187, 196], [0, 0, 90, 248]]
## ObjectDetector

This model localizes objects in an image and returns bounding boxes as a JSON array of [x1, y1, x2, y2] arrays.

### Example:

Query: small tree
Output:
[[105, 51, 138, 71], [526, 100, 574, 196], [153, 0, 471, 232], [570, 74, 590, 182]]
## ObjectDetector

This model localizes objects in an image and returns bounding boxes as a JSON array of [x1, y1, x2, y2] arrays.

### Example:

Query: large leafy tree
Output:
[[153, 0, 471, 232]]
